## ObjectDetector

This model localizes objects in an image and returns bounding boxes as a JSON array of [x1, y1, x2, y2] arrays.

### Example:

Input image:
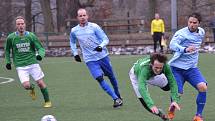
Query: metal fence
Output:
[[66, 18, 146, 34]]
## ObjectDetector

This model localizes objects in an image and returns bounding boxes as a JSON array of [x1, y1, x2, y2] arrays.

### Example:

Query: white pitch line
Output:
[[0, 77, 15, 85]]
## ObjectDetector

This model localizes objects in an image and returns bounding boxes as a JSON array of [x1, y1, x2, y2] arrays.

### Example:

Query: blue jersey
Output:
[[70, 22, 109, 62], [168, 27, 205, 70]]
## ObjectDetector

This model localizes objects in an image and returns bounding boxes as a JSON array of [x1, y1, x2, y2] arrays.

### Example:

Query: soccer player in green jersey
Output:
[[4, 16, 51, 108], [129, 53, 180, 121]]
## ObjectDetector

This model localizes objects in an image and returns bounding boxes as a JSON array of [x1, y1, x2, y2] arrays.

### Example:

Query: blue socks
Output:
[[196, 92, 207, 116], [99, 80, 118, 100], [109, 77, 121, 98]]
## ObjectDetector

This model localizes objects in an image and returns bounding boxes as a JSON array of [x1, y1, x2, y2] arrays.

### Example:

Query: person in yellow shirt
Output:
[[151, 13, 165, 53]]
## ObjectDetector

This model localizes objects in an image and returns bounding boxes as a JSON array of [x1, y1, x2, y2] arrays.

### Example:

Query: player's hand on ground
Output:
[[74, 55, 82, 62], [36, 55, 42, 61], [151, 106, 159, 114], [94, 46, 102, 52], [6, 63, 12, 70], [169, 102, 180, 111]]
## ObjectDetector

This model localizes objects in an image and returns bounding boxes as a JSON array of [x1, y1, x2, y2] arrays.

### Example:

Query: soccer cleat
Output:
[[29, 88, 36, 100], [157, 109, 169, 121], [193, 115, 203, 121], [167, 111, 175, 120], [43, 101, 52, 108], [167, 105, 175, 120], [113, 98, 123, 108]]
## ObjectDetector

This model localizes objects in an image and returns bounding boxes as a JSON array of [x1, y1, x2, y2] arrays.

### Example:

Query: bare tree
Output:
[[208, 0, 215, 12], [56, 0, 67, 32], [39, 0, 54, 32], [191, 0, 197, 12], [56, 0, 95, 33], [0, 0, 24, 34], [148, 0, 156, 21], [24, 0, 32, 31], [79, 0, 95, 7], [0, 0, 12, 34]]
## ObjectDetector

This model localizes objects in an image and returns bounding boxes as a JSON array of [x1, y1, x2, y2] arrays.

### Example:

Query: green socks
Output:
[[40, 87, 50, 102]]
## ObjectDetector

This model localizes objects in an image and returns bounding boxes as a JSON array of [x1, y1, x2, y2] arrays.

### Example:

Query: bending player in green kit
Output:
[[129, 53, 180, 120]]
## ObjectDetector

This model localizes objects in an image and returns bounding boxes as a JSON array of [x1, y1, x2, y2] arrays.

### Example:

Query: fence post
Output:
[[43, 32, 49, 49], [103, 21, 107, 33], [127, 11, 130, 33], [139, 19, 145, 33]]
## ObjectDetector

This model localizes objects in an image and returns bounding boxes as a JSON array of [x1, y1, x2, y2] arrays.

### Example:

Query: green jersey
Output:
[[133, 56, 179, 108], [5, 31, 45, 67]]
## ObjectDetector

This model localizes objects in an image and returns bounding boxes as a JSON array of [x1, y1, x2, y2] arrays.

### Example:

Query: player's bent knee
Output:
[[96, 76, 104, 83], [36, 79, 46, 88], [22, 81, 31, 89], [197, 82, 207, 92]]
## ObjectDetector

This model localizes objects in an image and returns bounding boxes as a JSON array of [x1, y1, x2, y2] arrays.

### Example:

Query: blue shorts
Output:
[[86, 56, 116, 80], [170, 66, 207, 94]]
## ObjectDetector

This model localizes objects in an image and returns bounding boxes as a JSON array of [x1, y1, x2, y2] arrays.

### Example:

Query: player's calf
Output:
[[30, 88, 36, 100]]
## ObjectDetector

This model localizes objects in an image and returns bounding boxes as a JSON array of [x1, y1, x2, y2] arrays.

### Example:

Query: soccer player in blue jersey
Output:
[[69, 8, 123, 108], [168, 13, 207, 121]]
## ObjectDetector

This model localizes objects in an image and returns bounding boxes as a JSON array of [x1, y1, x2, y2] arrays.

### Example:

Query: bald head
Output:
[[77, 8, 89, 26]]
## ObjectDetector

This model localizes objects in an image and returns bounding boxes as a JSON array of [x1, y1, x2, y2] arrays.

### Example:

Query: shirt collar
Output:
[[79, 22, 88, 27], [15, 31, 29, 36]]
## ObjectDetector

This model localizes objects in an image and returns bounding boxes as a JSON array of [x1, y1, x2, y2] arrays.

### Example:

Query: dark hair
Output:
[[150, 53, 168, 64], [188, 12, 202, 23]]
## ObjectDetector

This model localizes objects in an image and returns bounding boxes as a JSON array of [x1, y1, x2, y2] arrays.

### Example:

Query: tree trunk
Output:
[[0, 0, 13, 33], [148, 0, 156, 21], [67, 0, 81, 28], [39, 0, 54, 32], [24, 0, 32, 31], [68, 0, 80, 19], [56, 0, 66, 32], [56, 0, 80, 33], [68, 0, 96, 26], [191, 0, 197, 12], [209, 0, 215, 12], [56, 0, 96, 33]]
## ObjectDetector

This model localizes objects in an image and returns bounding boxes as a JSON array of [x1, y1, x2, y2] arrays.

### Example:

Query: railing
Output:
[[0, 24, 214, 51], [66, 18, 146, 34]]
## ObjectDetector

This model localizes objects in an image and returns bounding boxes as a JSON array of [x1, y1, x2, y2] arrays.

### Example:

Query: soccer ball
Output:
[[41, 115, 57, 121]]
